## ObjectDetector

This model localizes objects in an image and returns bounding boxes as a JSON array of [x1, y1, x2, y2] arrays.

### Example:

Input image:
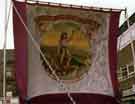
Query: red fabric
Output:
[[29, 93, 119, 104], [13, 1, 27, 104], [108, 12, 121, 100]]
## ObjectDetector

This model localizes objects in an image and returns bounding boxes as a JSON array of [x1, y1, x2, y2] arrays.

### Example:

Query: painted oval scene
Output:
[[37, 19, 92, 82]]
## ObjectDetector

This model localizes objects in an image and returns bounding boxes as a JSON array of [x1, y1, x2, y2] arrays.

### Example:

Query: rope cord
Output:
[[13, 2, 76, 104]]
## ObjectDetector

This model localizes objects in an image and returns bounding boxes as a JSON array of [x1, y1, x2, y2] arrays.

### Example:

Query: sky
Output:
[[0, 0, 135, 49]]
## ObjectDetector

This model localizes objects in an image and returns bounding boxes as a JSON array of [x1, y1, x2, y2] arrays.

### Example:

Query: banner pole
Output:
[[124, 8, 135, 73], [3, 0, 8, 103], [20, 0, 126, 12]]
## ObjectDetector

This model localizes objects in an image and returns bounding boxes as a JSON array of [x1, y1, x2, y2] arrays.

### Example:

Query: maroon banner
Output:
[[13, 0, 121, 104], [13, 1, 27, 104], [29, 93, 119, 104], [109, 12, 121, 100]]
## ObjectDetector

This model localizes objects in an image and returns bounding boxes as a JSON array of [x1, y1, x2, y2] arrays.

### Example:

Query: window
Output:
[[121, 67, 128, 79], [119, 63, 135, 81], [128, 64, 134, 74]]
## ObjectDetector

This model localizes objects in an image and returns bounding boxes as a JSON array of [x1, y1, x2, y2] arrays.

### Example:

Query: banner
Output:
[[13, 1, 121, 104]]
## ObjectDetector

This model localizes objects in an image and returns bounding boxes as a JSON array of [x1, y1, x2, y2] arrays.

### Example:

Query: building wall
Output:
[[118, 14, 135, 104], [0, 51, 3, 97], [0, 50, 17, 97], [118, 41, 135, 104]]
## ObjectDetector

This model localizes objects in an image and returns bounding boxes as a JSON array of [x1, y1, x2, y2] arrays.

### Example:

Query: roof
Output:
[[119, 12, 135, 35]]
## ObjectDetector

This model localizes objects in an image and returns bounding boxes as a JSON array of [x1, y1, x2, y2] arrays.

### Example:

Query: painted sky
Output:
[[0, 0, 135, 49]]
